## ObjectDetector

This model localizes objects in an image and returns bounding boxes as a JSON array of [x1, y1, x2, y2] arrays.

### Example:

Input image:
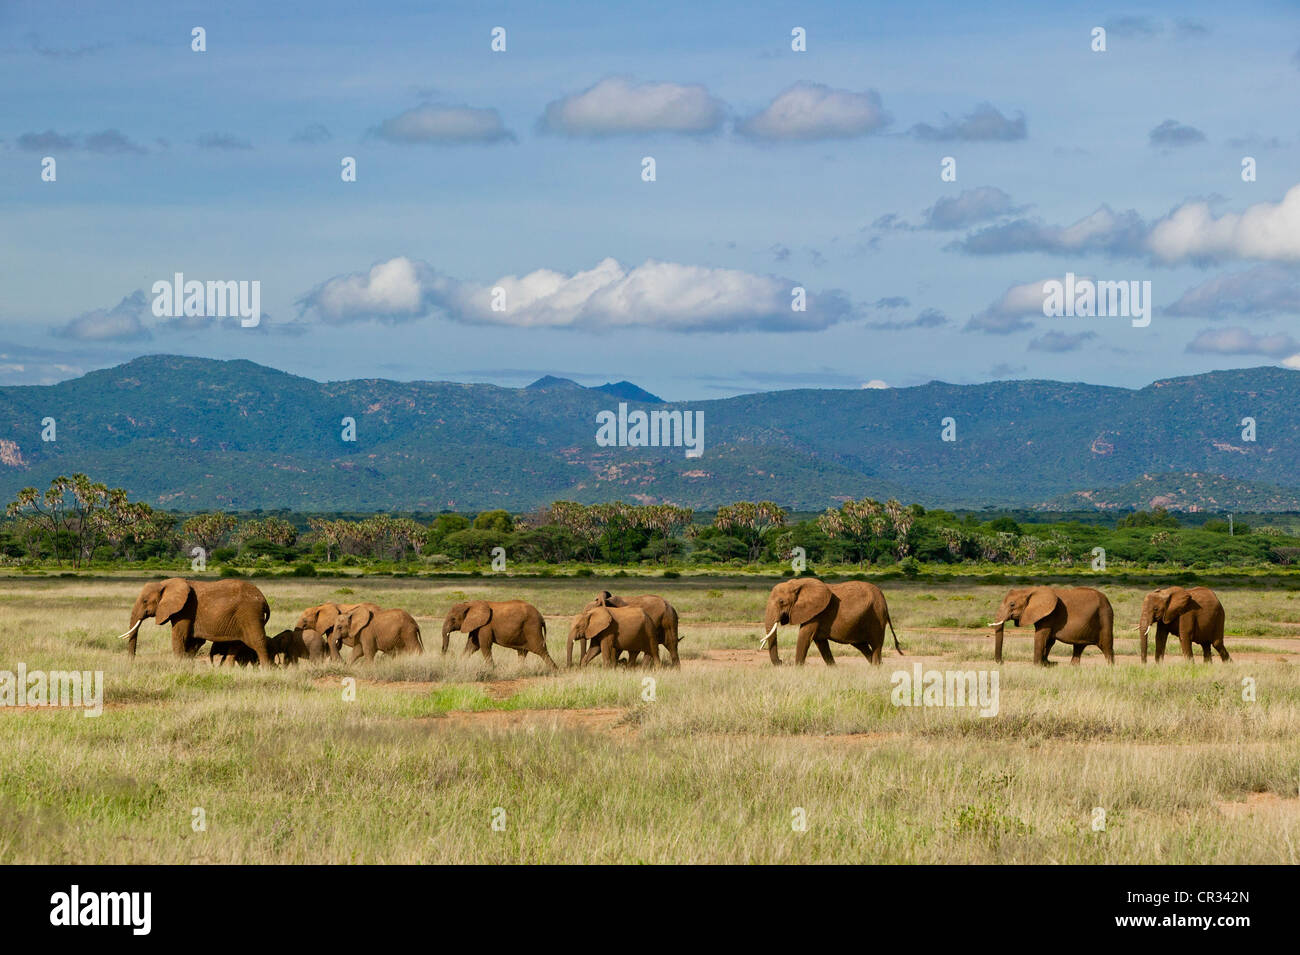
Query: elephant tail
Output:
[[414, 623, 425, 651], [888, 615, 903, 655]]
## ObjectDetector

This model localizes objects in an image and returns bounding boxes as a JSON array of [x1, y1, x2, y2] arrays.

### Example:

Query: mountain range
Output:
[[1, 355, 1298, 513]]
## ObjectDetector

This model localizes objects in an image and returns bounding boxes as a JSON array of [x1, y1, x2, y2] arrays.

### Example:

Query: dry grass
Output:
[[0, 576, 1297, 863]]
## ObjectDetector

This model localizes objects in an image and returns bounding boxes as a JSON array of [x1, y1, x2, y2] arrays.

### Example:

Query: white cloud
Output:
[[54, 290, 152, 341], [1147, 184, 1300, 264], [737, 83, 889, 141], [965, 277, 1066, 334], [374, 104, 513, 144], [539, 77, 725, 136], [299, 256, 855, 332], [861, 379, 889, 389], [1186, 326, 1299, 357]]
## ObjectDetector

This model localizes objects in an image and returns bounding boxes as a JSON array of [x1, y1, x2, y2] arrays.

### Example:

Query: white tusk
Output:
[[116, 619, 144, 640], [759, 620, 780, 649], [987, 619, 1005, 628]]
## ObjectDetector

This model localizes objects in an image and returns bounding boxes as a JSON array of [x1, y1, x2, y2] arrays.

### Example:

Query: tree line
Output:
[[3, 474, 1296, 570]]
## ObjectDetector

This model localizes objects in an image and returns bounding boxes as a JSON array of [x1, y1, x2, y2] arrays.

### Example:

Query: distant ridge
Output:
[[2, 355, 1299, 512], [525, 375, 663, 403]]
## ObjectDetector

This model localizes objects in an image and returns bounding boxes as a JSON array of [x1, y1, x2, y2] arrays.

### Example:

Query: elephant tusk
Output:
[[759, 620, 779, 649], [987, 619, 1006, 628], [116, 619, 144, 640]]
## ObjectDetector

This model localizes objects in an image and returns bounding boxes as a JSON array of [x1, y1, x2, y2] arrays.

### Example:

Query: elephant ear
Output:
[[155, 578, 193, 623], [586, 607, 614, 640], [315, 604, 343, 634], [595, 590, 614, 606], [346, 605, 374, 635], [462, 602, 492, 633], [790, 580, 832, 626], [1024, 588, 1060, 626], [1165, 589, 1195, 621]]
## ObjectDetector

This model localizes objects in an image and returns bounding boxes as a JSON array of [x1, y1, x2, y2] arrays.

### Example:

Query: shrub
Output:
[[290, 562, 317, 577]]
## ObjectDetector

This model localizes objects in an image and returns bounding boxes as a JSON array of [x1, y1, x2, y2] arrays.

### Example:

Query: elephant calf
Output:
[[989, 586, 1114, 665], [1139, 586, 1229, 663], [578, 591, 681, 666], [333, 609, 424, 663], [568, 606, 661, 667]]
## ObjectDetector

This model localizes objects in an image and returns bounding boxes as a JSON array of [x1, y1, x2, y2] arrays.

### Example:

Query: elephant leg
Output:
[[813, 638, 836, 666], [534, 645, 560, 670], [1033, 629, 1052, 666], [349, 643, 365, 664], [242, 631, 271, 666], [580, 642, 602, 666], [479, 632, 495, 665], [1099, 630, 1115, 665], [183, 636, 205, 656], [1155, 630, 1168, 662], [516, 648, 528, 659], [1070, 643, 1085, 666], [170, 620, 194, 657], [850, 642, 877, 665], [1215, 640, 1230, 662], [794, 624, 817, 665], [1178, 632, 1193, 660], [1202, 644, 1212, 662], [463, 633, 478, 655]]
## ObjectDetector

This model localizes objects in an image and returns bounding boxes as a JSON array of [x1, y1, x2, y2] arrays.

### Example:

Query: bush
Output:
[[662, 570, 681, 579], [573, 568, 594, 577], [290, 562, 317, 577], [218, 566, 242, 578]]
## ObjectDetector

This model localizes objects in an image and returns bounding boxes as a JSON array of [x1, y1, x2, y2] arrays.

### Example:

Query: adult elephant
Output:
[[333, 607, 424, 662], [442, 600, 557, 669], [296, 603, 381, 662], [989, 586, 1114, 665], [760, 578, 902, 666], [569, 606, 662, 668], [573, 591, 680, 666], [118, 578, 271, 664], [1138, 586, 1229, 663]]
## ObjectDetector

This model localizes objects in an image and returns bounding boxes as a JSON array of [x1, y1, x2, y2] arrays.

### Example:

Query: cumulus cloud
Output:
[[1186, 326, 1300, 357], [539, 77, 726, 136], [922, 187, 1024, 230], [1149, 119, 1205, 147], [16, 128, 148, 154], [1028, 330, 1098, 352], [736, 83, 890, 141], [290, 123, 332, 144], [54, 291, 152, 342], [1164, 266, 1300, 318], [297, 256, 855, 332], [1104, 16, 1161, 39], [910, 102, 1026, 142], [1147, 184, 1300, 264], [197, 132, 253, 150], [949, 205, 1146, 257], [965, 277, 1064, 334], [865, 307, 948, 331], [373, 104, 513, 144]]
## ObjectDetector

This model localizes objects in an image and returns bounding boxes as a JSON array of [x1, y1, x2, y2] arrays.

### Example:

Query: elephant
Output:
[[761, 578, 902, 666], [1138, 586, 1229, 663], [118, 578, 271, 664], [568, 606, 662, 667], [989, 586, 1114, 665], [296, 603, 381, 662], [210, 629, 310, 667], [332, 607, 424, 662], [441, 600, 557, 669], [572, 591, 680, 666]]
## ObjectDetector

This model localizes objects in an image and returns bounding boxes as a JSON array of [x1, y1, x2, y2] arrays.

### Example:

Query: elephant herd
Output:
[[115, 576, 1231, 670]]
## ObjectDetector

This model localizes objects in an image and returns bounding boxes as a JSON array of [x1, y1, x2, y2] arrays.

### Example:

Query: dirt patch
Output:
[[1217, 792, 1300, 818]]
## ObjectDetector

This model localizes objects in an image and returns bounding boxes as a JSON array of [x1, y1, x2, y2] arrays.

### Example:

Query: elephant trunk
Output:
[[1138, 597, 1159, 664], [993, 623, 1005, 664], [119, 612, 146, 658], [762, 606, 781, 665], [441, 619, 455, 654]]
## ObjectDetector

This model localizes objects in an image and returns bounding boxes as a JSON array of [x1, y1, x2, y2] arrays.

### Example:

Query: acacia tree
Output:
[[183, 512, 238, 554], [713, 501, 786, 561]]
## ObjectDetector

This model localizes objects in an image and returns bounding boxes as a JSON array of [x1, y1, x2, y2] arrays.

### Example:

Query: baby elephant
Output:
[[210, 629, 311, 666], [1138, 586, 1229, 663], [333, 608, 424, 663], [569, 606, 662, 668]]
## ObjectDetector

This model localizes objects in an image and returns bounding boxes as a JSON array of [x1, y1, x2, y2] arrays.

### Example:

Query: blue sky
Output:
[[2, 0, 1299, 398]]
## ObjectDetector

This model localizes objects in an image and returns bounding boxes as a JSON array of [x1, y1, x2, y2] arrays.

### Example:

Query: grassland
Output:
[[1, 575, 1298, 864]]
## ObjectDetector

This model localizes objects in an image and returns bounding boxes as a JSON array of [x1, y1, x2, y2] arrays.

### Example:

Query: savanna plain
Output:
[[2, 575, 1298, 864]]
